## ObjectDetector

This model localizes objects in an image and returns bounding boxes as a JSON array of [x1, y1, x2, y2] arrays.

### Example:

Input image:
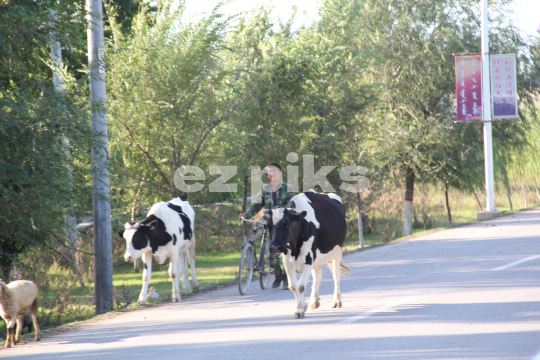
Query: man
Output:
[[239, 162, 295, 289]]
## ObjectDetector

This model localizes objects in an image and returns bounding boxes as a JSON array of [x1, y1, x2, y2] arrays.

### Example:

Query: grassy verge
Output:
[[113, 251, 241, 305]]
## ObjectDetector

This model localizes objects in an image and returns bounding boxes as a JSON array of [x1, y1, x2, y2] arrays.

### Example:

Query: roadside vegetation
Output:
[[1, 0, 539, 340]]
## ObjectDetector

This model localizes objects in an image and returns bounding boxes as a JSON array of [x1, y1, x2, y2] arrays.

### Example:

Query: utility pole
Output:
[[49, 7, 85, 287], [477, 0, 501, 219], [87, 0, 114, 314]]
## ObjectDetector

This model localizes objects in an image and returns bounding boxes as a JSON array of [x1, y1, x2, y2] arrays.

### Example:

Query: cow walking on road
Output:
[[265, 191, 349, 318], [118, 198, 199, 304]]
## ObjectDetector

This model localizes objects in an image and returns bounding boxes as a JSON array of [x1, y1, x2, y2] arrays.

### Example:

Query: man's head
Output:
[[265, 162, 282, 183]]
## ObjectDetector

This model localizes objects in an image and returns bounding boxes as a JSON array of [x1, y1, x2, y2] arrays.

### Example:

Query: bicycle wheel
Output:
[[238, 243, 254, 295], [259, 239, 271, 289]]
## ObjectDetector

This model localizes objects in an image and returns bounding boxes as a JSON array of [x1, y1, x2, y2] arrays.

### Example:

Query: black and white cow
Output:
[[117, 198, 199, 304], [265, 191, 348, 319]]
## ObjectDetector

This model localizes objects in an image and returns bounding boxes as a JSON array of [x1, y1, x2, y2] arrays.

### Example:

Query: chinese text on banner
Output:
[[490, 54, 518, 120]]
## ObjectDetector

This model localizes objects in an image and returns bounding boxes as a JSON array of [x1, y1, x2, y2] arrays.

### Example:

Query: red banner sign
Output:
[[455, 55, 483, 121]]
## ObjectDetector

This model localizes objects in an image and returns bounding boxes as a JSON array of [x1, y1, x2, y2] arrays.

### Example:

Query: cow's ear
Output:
[[290, 210, 307, 222], [117, 229, 125, 238], [262, 209, 272, 221], [144, 219, 158, 231]]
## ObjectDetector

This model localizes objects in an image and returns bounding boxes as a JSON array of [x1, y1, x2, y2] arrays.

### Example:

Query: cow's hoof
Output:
[[310, 300, 320, 310], [137, 300, 147, 305], [171, 297, 179, 303], [331, 300, 342, 308], [294, 311, 305, 319], [193, 285, 200, 292]]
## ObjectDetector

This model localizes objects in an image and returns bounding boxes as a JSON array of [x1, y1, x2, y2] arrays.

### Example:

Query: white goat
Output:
[[0, 280, 40, 348]]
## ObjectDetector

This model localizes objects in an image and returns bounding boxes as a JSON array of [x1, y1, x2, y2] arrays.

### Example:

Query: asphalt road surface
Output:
[[2, 209, 540, 360]]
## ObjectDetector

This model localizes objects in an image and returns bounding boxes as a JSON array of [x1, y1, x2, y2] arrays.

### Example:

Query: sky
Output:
[[183, 0, 540, 38]]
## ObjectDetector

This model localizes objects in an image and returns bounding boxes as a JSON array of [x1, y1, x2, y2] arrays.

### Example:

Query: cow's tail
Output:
[[327, 261, 351, 277], [340, 262, 351, 277]]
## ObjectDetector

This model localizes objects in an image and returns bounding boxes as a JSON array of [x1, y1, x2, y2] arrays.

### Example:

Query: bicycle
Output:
[[238, 219, 272, 295]]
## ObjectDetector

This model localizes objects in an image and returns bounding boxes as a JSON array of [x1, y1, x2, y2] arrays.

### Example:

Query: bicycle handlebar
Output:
[[242, 219, 266, 225]]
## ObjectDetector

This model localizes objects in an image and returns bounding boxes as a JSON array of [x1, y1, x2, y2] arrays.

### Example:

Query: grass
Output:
[[112, 251, 241, 306]]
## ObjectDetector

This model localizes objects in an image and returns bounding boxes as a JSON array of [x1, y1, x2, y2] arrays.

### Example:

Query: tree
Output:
[[0, 0, 92, 279], [108, 1, 241, 210], [355, 0, 539, 234]]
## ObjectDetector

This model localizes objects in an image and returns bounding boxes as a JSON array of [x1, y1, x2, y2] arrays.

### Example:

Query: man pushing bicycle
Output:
[[239, 162, 295, 290]]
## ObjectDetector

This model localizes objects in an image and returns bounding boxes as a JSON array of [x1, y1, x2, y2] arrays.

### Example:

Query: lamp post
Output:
[[477, 0, 502, 219], [481, 0, 496, 212]]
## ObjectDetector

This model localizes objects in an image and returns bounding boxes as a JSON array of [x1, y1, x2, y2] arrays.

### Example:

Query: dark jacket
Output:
[[244, 181, 295, 218]]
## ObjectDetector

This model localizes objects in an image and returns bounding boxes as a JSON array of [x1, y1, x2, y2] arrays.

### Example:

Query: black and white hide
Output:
[[265, 191, 348, 319], [118, 198, 199, 304]]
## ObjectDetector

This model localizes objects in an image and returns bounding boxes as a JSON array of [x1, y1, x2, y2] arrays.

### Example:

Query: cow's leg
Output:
[[282, 256, 306, 319], [169, 252, 182, 302], [187, 237, 199, 292], [331, 251, 343, 308], [282, 255, 298, 304], [15, 316, 23, 344], [178, 251, 191, 293], [138, 251, 153, 305], [310, 264, 323, 310], [295, 263, 313, 317]]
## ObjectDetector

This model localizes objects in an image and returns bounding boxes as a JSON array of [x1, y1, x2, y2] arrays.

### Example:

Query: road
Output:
[[2, 209, 540, 360]]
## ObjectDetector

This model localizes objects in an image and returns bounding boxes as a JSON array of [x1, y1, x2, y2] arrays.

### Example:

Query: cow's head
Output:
[[265, 208, 307, 254], [117, 219, 158, 262]]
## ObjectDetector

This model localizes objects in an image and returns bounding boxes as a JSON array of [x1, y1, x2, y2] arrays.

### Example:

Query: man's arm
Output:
[[244, 189, 266, 219]]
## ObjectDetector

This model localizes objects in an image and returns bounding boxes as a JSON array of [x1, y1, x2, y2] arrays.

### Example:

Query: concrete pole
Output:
[[49, 8, 85, 287], [357, 192, 364, 249], [481, 0, 497, 212], [87, 0, 114, 314]]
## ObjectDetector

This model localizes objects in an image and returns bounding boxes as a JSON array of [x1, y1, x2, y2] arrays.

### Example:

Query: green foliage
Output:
[[108, 1, 241, 209], [349, 0, 539, 197], [0, 0, 92, 277]]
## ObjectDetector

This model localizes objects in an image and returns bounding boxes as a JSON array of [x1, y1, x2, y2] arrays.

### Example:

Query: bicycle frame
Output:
[[242, 220, 268, 270], [238, 219, 270, 294]]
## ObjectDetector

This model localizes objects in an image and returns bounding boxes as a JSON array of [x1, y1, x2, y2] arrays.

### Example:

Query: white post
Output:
[[481, 0, 496, 212], [357, 192, 364, 249]]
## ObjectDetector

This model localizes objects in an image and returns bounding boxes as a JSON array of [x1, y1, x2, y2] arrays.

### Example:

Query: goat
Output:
[[0, 280, 40, 348]]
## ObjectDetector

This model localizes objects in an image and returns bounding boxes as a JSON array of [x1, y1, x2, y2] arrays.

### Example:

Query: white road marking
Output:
[[530, 349, 540, 360], [337, 297, 419, 324], [492, 255, 540, 271]]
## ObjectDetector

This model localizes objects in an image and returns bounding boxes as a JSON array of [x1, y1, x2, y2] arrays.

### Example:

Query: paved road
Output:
[[2, 209, 540, 360]]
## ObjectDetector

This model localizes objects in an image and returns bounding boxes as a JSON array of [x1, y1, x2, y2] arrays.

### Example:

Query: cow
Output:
[[117, 198, 199, 304], [264, 191, 349, 319]]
